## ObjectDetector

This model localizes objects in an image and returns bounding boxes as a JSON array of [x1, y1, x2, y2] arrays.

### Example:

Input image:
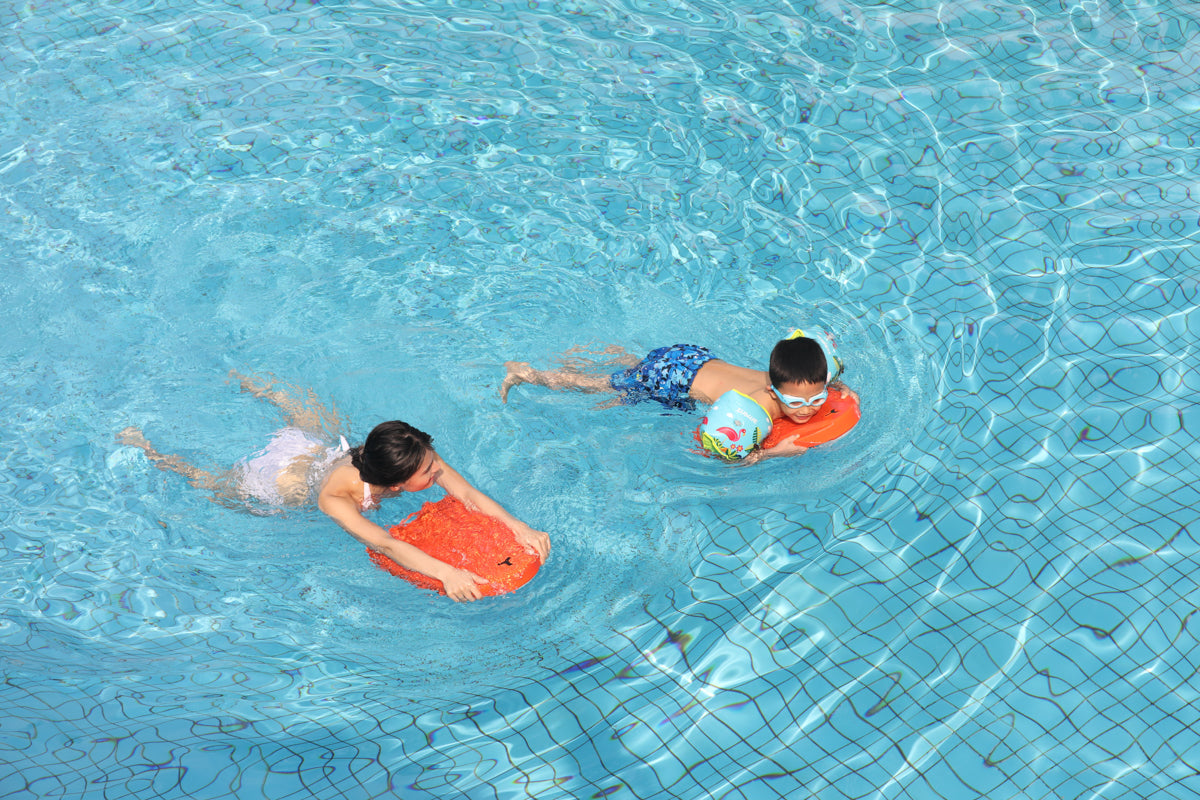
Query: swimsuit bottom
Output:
[[609, 344, 715, 411], [235, 427, 349, 507]]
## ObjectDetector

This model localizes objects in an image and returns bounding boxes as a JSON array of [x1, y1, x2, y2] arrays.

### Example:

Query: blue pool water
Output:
[[2, 1, 1198, 798]]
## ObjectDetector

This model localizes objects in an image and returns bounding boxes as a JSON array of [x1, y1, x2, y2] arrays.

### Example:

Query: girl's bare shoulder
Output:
[[319, 460, 360, 497]]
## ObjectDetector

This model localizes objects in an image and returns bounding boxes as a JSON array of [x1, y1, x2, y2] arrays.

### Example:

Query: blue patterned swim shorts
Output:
[[609, 344, 715, 410]]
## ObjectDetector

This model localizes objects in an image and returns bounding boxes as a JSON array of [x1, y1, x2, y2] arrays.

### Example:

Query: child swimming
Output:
[[500, 332, 859, 463], [118, 372, 549, 602]]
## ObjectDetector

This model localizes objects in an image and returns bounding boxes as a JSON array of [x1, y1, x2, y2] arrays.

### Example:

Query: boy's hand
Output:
[[741, 441, 809, 463], [829, 381, 859, 404], [770, 440, 810, 457], [514, 525, 551, 561], [442, 569, 489, 602]]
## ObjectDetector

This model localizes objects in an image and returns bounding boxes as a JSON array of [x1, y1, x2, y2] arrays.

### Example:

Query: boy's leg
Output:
[[229, 371, 341, 436], [500, 362, 615, 403], [116, 427, 224, 491], [561, 344, 640, 368]]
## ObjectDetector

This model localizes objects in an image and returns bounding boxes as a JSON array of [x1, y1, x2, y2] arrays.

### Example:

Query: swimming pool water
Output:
[[2, 1, 1198, 798]]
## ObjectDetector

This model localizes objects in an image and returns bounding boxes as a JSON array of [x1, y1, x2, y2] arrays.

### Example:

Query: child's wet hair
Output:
[[350, 421, 434, 486], [769, 337, 828, 386]]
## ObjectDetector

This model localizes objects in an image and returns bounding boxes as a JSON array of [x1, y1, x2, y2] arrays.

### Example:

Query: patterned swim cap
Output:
[[787, 326, 845, 381], [699, 390, 772, 460]]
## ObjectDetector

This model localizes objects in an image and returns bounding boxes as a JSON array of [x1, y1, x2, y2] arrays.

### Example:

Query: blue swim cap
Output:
[[699, 390, 772, 460], [787, 326, 844, 381]]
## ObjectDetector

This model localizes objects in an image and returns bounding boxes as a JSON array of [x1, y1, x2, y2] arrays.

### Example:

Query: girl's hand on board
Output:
[[514, 525, 551, 561], [442, 568, 489, 602]]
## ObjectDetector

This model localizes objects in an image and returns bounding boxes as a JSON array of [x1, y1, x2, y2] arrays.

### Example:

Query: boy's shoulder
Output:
[[691, 359, 768, 404]]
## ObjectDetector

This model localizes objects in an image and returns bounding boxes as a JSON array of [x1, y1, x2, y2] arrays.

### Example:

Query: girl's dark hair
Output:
[[768, 337, 828, 386], [350, 421, 434, 486]]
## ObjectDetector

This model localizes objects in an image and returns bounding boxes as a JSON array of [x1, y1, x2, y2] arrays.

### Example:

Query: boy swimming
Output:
[[500, 332, 858, 462], [118, 371, 549, 602]]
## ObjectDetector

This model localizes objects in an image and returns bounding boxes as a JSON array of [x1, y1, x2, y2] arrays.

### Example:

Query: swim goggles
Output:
[[772, 385, 828, 409]]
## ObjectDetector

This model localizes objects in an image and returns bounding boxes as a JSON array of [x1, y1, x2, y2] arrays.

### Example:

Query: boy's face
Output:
[[773, 380, 828, 423]]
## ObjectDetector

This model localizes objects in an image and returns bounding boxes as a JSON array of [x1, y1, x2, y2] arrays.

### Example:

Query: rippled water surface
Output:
[[2, 1, 1198, 798]]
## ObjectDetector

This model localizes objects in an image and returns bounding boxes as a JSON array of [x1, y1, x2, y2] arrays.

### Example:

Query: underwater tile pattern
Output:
[[2, 1, 1199, 799]]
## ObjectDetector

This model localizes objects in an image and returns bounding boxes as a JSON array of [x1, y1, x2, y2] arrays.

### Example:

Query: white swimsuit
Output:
[[361, 481, 378, 511], [235, 427, 355, 508]]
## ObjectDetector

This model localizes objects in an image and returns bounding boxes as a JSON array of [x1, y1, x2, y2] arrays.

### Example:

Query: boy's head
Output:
[[769, 336, 829, 386], [769, 336, 836, 423]]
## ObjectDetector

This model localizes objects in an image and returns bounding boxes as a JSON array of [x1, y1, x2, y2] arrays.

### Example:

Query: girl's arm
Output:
[[317, 481, 487, 602], [433, 456, 551, 560]]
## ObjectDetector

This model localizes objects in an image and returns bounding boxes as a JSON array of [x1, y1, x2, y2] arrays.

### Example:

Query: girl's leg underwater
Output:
[[116, 427, 224, 491], [229, 370, 342, 436]]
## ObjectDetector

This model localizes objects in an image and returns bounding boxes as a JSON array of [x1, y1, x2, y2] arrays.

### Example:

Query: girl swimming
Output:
[[118, 372, 549, 602]]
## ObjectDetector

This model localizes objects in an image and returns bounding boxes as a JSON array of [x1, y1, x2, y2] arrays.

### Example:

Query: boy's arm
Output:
[[433, 456, 551, 561], [741, 440, 809, 464], [740, 385, 857, 464], [317, 490, 487, 602]]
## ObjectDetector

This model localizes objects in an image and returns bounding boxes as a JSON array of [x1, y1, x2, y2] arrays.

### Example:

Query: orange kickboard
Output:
[[368, 496, 540, 596], [761, 387, 861, 449]]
